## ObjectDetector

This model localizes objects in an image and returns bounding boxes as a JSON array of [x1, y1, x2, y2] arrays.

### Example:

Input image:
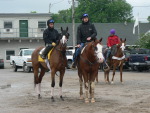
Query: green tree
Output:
[[75, 0, 133, 23], [51, 9, 72, 23], [147, 16, 150, 23], [30, 11, 37, 13], [136, 33, 150, 49], [51, 0, 133, 23]]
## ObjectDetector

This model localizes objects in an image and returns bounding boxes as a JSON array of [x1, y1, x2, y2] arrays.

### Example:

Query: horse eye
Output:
[[94, 47, 98, 51]]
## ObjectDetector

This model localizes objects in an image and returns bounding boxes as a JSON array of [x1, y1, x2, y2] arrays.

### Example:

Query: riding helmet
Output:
[[47, 19, 55, 26], [81, 13, 89, 19], [110, 29, 116, 34]]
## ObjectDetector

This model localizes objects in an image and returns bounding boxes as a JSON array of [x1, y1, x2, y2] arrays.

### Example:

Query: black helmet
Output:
[[81, 13, 89, 19], [47, 19, 54, 26]]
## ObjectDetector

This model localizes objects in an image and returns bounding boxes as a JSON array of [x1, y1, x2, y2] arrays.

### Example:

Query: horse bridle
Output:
[[80, 42, 100, 66]]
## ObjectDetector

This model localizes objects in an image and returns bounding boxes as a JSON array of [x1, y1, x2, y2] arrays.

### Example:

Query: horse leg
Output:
[[96, 73, 98, 83], [34, 66, 41, 99], [119, 63, 123, 83], [37, 67, 46, 99], [90, 73, 96, 103], [83, 73, 89, 103], [51, 69, 56, 102], [111, 65, 117, 84], [78, 71, 84, 100], [59, 70, 65, 101]]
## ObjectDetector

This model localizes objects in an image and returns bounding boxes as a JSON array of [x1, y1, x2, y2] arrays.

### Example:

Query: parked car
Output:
[[129, 48, 150, 71], [123, 50, 131, 69], [66, 49, 75, 69], [10, 49, 35, 72], [0, 59, 4, 69]]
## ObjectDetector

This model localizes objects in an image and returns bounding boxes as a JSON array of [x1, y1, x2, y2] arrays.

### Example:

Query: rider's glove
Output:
[[52, 42, 56, 46]]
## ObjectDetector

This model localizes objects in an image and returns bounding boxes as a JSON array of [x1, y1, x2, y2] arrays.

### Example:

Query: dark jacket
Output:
[[43, 28, 59, 45], [77, 22, 97, 44]]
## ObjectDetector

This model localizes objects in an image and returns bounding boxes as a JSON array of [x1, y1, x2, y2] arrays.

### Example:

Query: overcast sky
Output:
[[0, 0, 150, 22]]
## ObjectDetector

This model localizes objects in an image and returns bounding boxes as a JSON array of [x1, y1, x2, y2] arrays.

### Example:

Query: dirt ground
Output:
[[0, 69, 150, 113]]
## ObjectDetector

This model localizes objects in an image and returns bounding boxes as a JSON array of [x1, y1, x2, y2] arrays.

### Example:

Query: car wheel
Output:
[[131, 65, 137, 71], [23, 63, 31, 73], [13, 62, 18, 72]]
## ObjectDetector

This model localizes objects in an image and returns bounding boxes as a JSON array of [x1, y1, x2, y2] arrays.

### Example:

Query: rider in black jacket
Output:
[[41, 19, 59, 59], [71, 13, 97, 68]]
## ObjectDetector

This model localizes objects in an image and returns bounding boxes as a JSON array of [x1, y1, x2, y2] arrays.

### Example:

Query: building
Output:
[[0, 13, 150, 68]]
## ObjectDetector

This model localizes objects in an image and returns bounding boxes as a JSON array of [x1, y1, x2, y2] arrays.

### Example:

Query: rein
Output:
[[80, 42, 99, 66]]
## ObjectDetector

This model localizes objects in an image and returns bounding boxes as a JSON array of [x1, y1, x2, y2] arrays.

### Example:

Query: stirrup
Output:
[[71, 62, 76, 69]]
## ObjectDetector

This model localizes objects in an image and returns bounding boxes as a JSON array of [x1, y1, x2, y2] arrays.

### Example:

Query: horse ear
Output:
[[124, 38, 126, 42], [120, 38, 122, 42], [99, 38, 103, 42], [66, 27, 68, 31], [61, 27, 63, 32]]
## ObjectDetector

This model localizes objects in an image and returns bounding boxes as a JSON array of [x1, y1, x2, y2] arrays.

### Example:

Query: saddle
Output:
[[38, 48, 54, 62]]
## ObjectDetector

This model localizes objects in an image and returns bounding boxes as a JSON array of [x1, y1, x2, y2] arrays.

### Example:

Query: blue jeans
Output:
[[72, 43, 85, 62]]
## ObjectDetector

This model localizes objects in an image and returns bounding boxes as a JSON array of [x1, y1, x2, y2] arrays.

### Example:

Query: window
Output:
[[6, 50, 15, 60], [38, 21, 46, 28], [4, 21, 12, 28]]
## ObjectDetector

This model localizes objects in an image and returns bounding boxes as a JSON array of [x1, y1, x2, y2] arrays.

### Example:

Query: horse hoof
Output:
[[91, 98, 95, 103], [111, 81, 114, 84], [121, 82, 124, 84], [60, 96, 64, 101], [85, 98, 89, 103], [38, 94, 41, 99], [51, 96, 55, 102], [79, 95, 84, 100]]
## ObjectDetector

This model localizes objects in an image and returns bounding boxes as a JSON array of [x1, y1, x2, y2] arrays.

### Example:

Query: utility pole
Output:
[[72, 0, 75, 49], [49, 3, 51, 13]]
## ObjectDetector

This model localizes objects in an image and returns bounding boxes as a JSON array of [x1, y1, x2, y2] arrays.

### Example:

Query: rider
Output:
[[41, 19, 59, 59], [71, 13, 97, 68], [103, 29, 120, 69]]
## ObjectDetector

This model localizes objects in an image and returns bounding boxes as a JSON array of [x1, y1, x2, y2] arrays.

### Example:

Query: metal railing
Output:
[[0, 28, 45, 38]]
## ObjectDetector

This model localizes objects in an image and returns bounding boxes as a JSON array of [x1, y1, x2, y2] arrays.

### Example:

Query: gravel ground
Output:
[[0, 69, 150, 113]]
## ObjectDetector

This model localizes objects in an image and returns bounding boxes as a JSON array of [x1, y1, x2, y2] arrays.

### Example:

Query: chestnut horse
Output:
[[32, 27, 69, 101], [77, 38, 104, 103], [104, 38, 126, 84]]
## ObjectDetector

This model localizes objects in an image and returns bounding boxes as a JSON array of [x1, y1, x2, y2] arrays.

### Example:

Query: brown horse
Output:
[[104, 38, 126, 84], [77, 38, 104, 103], [32, 27, 69, 101]]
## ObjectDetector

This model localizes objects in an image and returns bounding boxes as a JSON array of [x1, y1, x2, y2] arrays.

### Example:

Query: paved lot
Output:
[[0, 69, 150, 113]]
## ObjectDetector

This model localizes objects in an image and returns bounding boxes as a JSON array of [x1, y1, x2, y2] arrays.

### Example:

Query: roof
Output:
[[0, 13, 51, 17]]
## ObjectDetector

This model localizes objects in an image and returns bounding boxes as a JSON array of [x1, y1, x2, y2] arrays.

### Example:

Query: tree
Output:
[[51, 0, 133, 23], [51, 9, 72, 23], [75, 0, 133, 23], [148, 16, 150, 23], [30, 11, 37, 13], [136, 33, 150, 49]]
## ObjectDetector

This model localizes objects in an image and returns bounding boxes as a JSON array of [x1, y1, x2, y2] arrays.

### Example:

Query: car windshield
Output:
[[24, 50, 34, 56], [66, 51, 73, 55]]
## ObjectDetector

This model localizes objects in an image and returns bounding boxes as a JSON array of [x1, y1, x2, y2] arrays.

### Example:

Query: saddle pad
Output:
[[38, 48, 54, 62]]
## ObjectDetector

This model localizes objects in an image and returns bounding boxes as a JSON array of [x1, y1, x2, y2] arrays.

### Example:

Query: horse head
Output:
[[117, 38, 126, 51], [90, 38, 104, 63], [59, 27, 69, 45]]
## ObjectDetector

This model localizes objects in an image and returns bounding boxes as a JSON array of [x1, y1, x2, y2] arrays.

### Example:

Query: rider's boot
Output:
[[103, 60, 110, 71], [41, 46, 52, 59], [71, 61, 76, 69]]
